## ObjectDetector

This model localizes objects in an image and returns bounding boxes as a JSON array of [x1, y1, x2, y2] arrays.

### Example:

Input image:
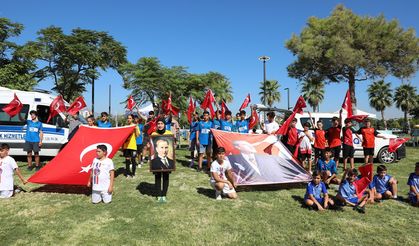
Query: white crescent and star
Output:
[[79, 143, 113, 173]]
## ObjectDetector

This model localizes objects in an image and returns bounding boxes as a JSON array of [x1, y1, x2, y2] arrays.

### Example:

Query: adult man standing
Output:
[[23, 110, 43, 171]]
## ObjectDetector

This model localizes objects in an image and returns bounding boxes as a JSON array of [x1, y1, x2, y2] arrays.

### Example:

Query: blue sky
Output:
[[2, 1, 418, 118]]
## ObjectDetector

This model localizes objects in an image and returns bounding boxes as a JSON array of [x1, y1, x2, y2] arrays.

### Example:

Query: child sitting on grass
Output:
[[304, 170, 334, 211], [336, 169, 369, 213], [317, 148, 340, 186], [407, 162, 419, 207], [0, 143, 27, 199], [368, 165, 398, 202]]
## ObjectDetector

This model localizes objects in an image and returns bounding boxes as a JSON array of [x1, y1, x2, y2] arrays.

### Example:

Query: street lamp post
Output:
[[258, 56, 270, 106], [284, 88, 290, 110]]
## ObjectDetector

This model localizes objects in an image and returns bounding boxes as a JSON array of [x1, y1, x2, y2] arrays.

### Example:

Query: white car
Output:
[[0, 86, 69, 157], [294, 112, 405, 164]]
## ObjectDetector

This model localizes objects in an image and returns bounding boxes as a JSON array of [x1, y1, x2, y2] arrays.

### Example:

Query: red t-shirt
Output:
[[358, 127, 379, 148], [327, 126, 342, 148], [342, 127, 354, 146], [287, 127, 298, 146], [314, 129, 326, 149]]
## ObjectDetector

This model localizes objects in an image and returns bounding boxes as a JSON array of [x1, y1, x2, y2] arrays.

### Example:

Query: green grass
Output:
[[1, 147, 418, 245]]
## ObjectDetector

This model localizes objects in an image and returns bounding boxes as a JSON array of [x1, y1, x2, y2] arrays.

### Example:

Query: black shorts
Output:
[[363, 148, 374, 156], [136, 144, 144, 153], [342, 144, 355, 158], [330, 146, 341, 159], [189, 138, 197, 151], [314, 148, 325, 159], [23, 141, 40, 153], [286, 144, 296, 155], [124, 149, 136, 158], [299, 153, 311, 161]]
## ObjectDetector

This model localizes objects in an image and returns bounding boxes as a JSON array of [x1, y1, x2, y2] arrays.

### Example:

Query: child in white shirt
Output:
[[210, 147, 238, 200], [0, 143, 27, 198], [299, 122, 314, 173]]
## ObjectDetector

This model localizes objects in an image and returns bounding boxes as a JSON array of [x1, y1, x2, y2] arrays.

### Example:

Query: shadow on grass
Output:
[[115, 167, 126, 178], [32, 184, 90, 196], [196, 187, 214, 199], [291, 195, 344, 212], [236, 182, 306, 192], [137, 182, 157, 197]]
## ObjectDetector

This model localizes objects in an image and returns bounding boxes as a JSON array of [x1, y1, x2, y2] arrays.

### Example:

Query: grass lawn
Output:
[[1, 147, 418, 245]]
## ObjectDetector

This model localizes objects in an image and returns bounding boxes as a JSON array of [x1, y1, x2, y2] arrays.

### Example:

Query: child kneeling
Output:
[[0, 143, 27, 198], [210, 147, 237, 200], [304, 171, 334, 211], [87, 145, 115, 204], [369, 165, 398, 202], [336, 169, 369, 213], [407, 162, 419, 206]]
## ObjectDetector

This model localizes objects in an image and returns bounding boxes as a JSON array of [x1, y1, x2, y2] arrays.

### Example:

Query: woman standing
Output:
[[123, 114, 140, 178]]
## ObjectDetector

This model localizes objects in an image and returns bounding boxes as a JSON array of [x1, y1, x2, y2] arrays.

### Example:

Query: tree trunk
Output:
[[404, 111, 411, 134], [348, 71, 357, 114], [381, 110, 387, 130]]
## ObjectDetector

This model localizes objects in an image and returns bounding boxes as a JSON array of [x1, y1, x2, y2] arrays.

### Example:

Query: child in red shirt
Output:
[[326, 110, 342, 167], [356, 118, 386, 164], [309, 112, 327, 167], [342, 118, 356, 169], [284, 118, 298, 155]]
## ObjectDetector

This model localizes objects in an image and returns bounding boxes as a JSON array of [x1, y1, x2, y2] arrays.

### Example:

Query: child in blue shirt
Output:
[[235, 110, 249, 134], [369, 165, 398, 202], [97, 112, 112, 128], [23, 110, 43, 171], [134, 115, 144, 166], [304, 171, 334, 211], [317, 149, 340, 186], [188, 113, 199, 168], [407, 162, 419, 206], [196, 111, 214, 171], [337, 168, 369, 213], [220, 111, 235, 132]]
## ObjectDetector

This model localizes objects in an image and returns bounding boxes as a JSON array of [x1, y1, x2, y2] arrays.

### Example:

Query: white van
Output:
[[0, 86, 69, 157], [294, 112, 405, 164]]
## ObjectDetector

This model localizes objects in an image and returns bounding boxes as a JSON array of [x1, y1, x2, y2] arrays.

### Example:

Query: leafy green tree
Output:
[[367, 80, 393, 129], [300, 78, 324, 112], [409, 94, 419, 119], [394, 83, 418, 133], [0, 18, 40, 90], [286, 5, 419, 111], [259, 80, 281, 107]]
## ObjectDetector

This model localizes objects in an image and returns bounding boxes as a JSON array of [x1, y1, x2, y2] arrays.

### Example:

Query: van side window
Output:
[[299, 117, 311, 127], [0, 104, 29, 125], [319, 118, 333, 130], [36, 105, 65, 127]]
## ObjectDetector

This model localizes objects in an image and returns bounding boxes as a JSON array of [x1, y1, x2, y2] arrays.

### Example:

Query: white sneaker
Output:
[[138, 164, 142, 168], [215, 191, 222, 200]]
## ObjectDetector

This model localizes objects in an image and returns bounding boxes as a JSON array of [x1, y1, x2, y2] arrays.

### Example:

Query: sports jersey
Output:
[[91, 158, 114, 191], [287, 127, 298, 146], [327, 126, 342, 148], [305, 181, 327, 200], [220, 120, 234, 132], [189, 121, 199, 140], [369, 174, 392, 194], [357, 127, 379, 148], [338, 180, 357, 200], [235, 119, 249, 133], [314, 129, 326, 149], [210, 159, 232, 182], [317, 159, 337, 175], [136, 124, 144, 145], [0, 156, 18, 191], [197, 120, 213, 145], [212, 119, 221, 130], [342, 126, 355, 146], [407, 172, 419, 197], [25, 120, 43, 142], [97, 121, 112, 128], [123, 124, 138, 150]]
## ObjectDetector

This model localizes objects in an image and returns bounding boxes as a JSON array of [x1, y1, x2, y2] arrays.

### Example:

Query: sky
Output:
[[2, 0, 418, 118]]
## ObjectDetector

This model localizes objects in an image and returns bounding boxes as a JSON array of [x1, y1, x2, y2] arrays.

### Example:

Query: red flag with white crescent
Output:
[[187, 96, 195, 124], [200, 90, 216, 117], [146, 117, 159, 135], [388, 138, 409, 153], [294, 96, 307, 114], [67, 96, 87, 115], [47, 95, 66, 123], [127, 95, 136, 110], [2, 93, 23, 117], [342, 90, 353, 117], [239, 94, 251, 111], [28, 125, 135, 185], [248, 108, 259, 129], [221, 100, 229, 119]]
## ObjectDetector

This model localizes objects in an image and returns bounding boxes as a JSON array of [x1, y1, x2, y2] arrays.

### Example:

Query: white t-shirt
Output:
[[0, 156, 18, 191], [264, 121, 279, 134], [299, 131, 313, 150], [91, 158, 114, 191], [210, 159, 232, 182]]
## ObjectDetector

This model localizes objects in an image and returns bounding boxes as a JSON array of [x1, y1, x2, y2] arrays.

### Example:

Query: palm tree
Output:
[[259, 80, 281, 107], [301, 79, 324, 112], [367, 80, 393, 129], [394, 83, 418, 133]]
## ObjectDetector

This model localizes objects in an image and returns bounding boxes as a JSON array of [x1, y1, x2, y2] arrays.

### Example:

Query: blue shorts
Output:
[[199, 144, 211, 154], [348, 197, 359, 204], [409, 195, 418, 204], [304, 196, 324, 205]]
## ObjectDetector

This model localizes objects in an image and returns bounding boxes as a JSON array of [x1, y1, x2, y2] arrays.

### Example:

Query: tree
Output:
[[0, 18, 40, 90], [259, 80, 281, 107], [409, 94, 419, 119], [394, 83, 418, 133], [286, 5, 419, 111], [34, 26, 127, 104], [300, 78, 324, 112], [367, 80, 393, 129]]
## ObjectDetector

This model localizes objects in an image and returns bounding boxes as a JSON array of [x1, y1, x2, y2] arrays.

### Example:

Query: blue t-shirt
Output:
[[317, 159, 337, 175], [407, 173, 419, 197], [165, 118, 172, 130], [220, 120, 234, 132], [197, 120, 213, 145], [189, 121, 199, 140], [236, 119, 249, 133], [25, 120, 43, 142], [338, 180, 357, 200], [136, 124, 143, 145], [97, 120, 112, 128], [369, 174, 392, 194], [305, 181, 328, 200], [212, 119, 221, 130]]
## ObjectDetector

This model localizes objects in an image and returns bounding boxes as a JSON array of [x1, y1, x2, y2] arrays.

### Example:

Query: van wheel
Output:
[[377, 147, 396, 164]]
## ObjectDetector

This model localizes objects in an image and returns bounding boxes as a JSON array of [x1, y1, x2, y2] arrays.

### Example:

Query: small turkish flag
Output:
[[239, 94, 251, 111], [67, 96, 87, 115], [388, 138, 409, 153], [342, 90, 353, 117], [359, 163, 374, 181], [294, 96, 307, 114], [2, 93, 23, 117], [187, 96, 195, 124], [347, 114, 369, 123], [47, 95, 66, 123], [200, 89, 216, 117], [354, 177, 371, 199], [146, 117, 159, 135], [220, 100, 229, 119], [127, 95, 136, 110], [248, 108, 259, 129]]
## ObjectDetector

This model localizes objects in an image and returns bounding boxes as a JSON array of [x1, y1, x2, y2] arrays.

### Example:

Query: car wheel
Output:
[[377, 147, 396, 164]]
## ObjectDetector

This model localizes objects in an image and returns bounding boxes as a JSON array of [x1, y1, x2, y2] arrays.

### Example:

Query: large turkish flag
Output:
[[28, 125, 135, 185]]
